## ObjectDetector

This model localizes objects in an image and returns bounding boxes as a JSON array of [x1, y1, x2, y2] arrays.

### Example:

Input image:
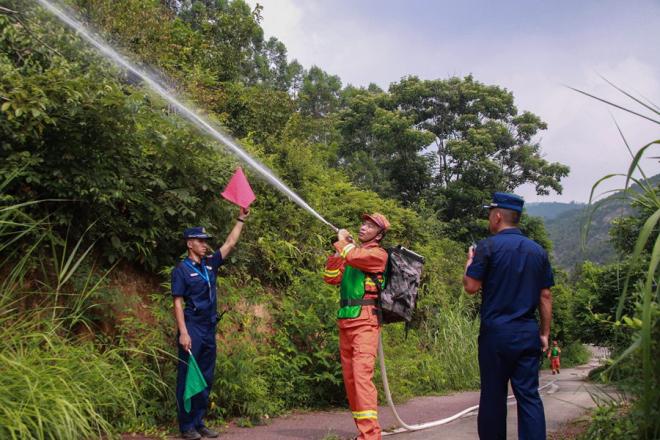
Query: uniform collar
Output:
[[497, 227, 522, 235], [186, 256, 205, 266], [359, 240, 382, 249]]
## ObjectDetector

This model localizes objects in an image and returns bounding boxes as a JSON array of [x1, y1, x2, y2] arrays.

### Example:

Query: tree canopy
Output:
[[336, 75, 570, 240]]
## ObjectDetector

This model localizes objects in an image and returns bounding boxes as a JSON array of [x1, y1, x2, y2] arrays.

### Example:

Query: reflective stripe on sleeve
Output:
[[364, 276, 383, 289], [340, 243, 356, 258], [324, 269, 340, 277]]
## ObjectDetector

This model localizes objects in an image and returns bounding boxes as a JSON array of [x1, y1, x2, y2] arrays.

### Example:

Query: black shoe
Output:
[[198, 426, 219, 438], [181, 429, 202, 440]]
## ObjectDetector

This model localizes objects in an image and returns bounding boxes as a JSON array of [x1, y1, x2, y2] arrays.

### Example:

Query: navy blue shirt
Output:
[[171, 251, 224, 324], [466, 228, 554, 333]]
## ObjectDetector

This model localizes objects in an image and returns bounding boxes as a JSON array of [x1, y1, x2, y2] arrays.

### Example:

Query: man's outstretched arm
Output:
[[219, 207, 249, 258]]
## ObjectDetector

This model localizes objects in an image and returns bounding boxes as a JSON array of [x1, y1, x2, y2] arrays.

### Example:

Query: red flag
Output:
[[221, 167, 256, 208]]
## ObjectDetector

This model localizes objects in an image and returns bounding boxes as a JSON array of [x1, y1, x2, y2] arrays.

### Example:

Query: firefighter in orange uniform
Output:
[[323, 213, 390, 440]]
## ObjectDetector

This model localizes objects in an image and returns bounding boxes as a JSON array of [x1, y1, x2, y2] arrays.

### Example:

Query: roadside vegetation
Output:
[[1, 1, 654, 439], [568, 83, 659, 439]]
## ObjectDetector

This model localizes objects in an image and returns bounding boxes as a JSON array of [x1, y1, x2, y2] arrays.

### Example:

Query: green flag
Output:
[[183, 351, 208, 413]]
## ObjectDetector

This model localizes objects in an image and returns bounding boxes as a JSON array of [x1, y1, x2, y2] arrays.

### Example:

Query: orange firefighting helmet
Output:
[[361, 212, 391, 232]]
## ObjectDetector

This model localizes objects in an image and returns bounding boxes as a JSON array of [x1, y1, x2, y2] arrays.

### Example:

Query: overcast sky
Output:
[[248, 0, 659, 203]]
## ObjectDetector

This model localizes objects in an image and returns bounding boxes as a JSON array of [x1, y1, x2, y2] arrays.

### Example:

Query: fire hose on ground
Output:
[[378, 334, 557, 434]]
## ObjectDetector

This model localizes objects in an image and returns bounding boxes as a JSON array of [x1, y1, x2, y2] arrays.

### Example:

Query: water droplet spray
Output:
[[35, 0, 338, 232]]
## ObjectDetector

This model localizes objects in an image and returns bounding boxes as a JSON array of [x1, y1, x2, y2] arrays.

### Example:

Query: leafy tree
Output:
[[158, 0, 301, 89], [255, 37, 302, 92], [298, 66, 342, 118], [285, 59, 304, 97], [336, 87, 434, 204], [214, 82, 294, 143], [388, 75, 569, 239], [329, 75, 568, 241], [193, 0, 265, 83]]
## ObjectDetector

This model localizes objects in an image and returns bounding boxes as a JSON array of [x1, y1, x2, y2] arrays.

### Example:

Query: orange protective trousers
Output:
[[551, 357, 560, 371], [339, 309, 381, 440]]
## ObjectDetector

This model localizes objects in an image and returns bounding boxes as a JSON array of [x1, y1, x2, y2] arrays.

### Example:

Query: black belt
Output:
[[340, 298, 378, 307]]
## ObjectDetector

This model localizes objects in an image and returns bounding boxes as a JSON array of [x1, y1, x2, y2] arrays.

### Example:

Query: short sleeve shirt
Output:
[[466, 228, 554, 333], [171, 250, 223, 323]]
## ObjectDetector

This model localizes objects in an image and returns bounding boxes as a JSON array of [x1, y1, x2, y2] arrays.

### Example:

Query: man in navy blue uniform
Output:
[[172, 207, 249, 440], [463, 192, 553, 440]]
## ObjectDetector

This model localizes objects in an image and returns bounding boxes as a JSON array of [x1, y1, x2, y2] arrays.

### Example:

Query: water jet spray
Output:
[[34, 0, 339, 232]]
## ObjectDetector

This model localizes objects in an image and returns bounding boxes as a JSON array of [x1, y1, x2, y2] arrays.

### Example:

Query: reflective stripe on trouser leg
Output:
[[352, 410, 378, 419], [339, 324, 381, 440]]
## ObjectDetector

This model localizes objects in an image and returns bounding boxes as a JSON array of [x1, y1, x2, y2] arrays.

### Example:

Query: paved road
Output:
[[162, 346, 609, 440], [383, 347, 610, 440]]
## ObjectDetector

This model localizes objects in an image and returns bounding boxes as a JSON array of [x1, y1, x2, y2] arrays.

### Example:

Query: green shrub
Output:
[[0, 323, 169, 439], [581, 404, 638, 440]]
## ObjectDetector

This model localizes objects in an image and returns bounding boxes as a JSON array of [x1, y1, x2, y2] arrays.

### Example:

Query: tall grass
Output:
[[0, 171, 52, 298], [577, 79, 659, 439], [379, 303, 480, 401], [1, 328, 128, 439], [0, 177, 171, 439], [0, 311, 171, 439]]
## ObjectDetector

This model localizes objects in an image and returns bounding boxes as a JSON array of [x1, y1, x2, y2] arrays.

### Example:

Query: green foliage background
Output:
[[0, 0, 603, 438]]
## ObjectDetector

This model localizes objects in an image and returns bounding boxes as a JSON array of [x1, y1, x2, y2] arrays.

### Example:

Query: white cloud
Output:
[[515, 58, 659, 202], [252, 0, 303, 47], [251, 1, 660, 202]]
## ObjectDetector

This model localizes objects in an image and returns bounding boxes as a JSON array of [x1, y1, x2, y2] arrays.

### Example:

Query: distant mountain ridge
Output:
[[526, 201, 586, 220], [526, 174, 659, 270]]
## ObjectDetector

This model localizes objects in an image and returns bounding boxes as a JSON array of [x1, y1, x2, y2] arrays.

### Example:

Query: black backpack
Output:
[[369, 245, 425, 324]]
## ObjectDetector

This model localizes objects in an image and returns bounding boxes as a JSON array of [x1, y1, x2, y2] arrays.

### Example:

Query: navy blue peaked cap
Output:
[[183, 226, 212, 239], [483, 192, 524, 213]]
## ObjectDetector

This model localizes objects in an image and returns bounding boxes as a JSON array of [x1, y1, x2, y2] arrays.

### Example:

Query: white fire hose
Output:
[[378, 334, 557, 435]]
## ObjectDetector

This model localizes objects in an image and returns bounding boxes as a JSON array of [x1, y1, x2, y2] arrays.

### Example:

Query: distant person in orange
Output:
[[323, 213, 390, 440], [548, 340, 561, 374]]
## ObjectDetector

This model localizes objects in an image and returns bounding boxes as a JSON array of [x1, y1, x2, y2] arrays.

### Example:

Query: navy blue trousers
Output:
[[176, 319, 217, 433], [477, 331, 546, 440]]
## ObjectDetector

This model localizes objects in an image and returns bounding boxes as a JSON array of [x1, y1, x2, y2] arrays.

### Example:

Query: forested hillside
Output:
[[527, 201, 585, 220], [527, 201, 618, 268], [527, 175, 659, 269], [0, 0, 576, 438], [544, 203, 621, 269]]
